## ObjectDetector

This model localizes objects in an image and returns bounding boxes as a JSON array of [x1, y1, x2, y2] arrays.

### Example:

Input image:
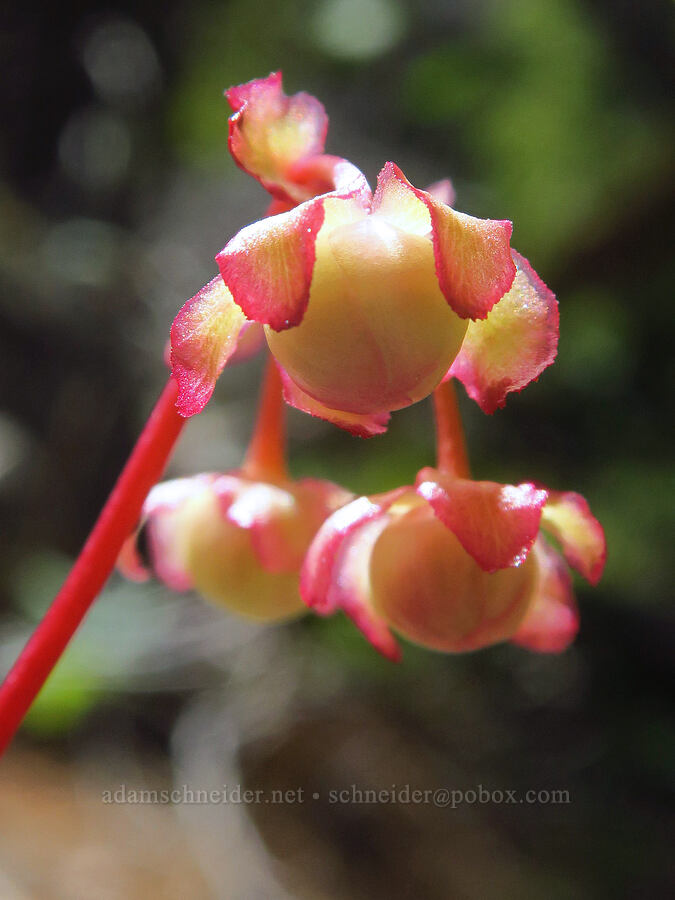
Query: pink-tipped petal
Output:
[[295, 477, 355, 514], [373, 163, 515, 319], [541, 491, 607, 585], [141, 475, 217, 591], [371, 161, 433, 235], [277, 364, 390, 437], [117, 476, 218, 586], [300, 496, 386, 613], [213, 475, 352, 576], [217, 199, 325, 332], [425, 178, 456, 207], [225, 481, 302, 573], [146, 513, 194, 592], [415, 467, 548, 572], [170, 275, 248, 417], [448, 251, 559, 413], [512, 539, 579, 652], [226, 72, 329, 204], [266, 197, 296, 216], [328, 517, 402, 661]]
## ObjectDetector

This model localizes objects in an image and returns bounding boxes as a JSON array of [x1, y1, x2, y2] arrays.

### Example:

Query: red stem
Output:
[[0, 377, 186, 754], [241, 357, 288, 482], [432, 379, 471, 479]]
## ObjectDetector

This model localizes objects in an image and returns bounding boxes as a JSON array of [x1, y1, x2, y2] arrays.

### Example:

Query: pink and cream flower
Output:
[[169, 73, 559, 435], [118, 471, 351, 622], [118, 360, 352, 622], [300, 468, 606, 660]]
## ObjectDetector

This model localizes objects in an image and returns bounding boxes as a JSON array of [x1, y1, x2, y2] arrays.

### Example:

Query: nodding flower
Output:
[[118, 470, 350, 622], [170, 72, 558, 436], [118, 361, 351, 621], [300, 382, 606, 661]]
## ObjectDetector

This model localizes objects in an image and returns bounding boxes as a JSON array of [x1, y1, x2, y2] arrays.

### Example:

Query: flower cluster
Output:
[[120, 72, 605, 659]]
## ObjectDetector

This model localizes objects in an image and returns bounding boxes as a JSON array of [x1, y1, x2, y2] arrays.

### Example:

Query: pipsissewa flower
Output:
[[118, 361, 351, 621], [119, 470, 350, 622], [300, 377, 605, 660], [301, 470, 605, 660], [170, 73, 558, 436]]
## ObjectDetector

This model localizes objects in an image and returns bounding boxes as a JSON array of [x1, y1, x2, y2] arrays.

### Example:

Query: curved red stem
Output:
[[241, 357, 288, 482], [432, 379, 471, 479], [0, 377, 186, 754]]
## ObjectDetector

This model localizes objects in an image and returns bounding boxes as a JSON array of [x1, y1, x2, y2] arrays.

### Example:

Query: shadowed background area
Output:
[[0, 0, 673, 896]]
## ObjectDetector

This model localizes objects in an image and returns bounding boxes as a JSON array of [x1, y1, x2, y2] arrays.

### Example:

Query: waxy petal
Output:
[[541, 491, 606, 585], [372, 161, 432, 236], [328, 516, 402, 661], [117, 475, 217, 589], [373, 163, 515, 319], [226, 72, 329, 204], [217, 199, 326, 332], [449, 251, 559, 413], [224, 481, 303, 573], [217, 477, 352, 574], [301, 496, 401, 660], [277, 364, 390, 437], [301, 496, 386, 613], [170, 276, 248, 417], [370, 500, 536, 654], [511, 539, 578, 652], [415, 467, 548, 572], [144, 476, 219, 590], [266, 197, 296, 216]]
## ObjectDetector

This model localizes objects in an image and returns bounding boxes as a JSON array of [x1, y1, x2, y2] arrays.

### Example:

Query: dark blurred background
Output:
[[0, 0, 673, 897]]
